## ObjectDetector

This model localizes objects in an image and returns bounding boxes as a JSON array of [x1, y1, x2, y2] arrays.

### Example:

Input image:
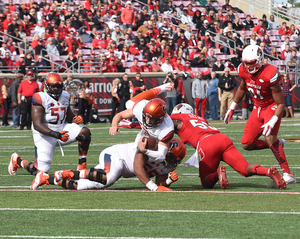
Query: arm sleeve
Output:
[[145, 143, 169, 162]]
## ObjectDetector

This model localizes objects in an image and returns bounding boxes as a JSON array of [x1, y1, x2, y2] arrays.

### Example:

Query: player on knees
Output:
[[171, 103, 286, 189], [110, 82, 175, 163], [224, 45, 295, 184], [8, 73, 91, 186], [30, 138, 186, 191]]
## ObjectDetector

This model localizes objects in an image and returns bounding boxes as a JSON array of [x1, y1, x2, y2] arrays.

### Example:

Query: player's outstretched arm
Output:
[[109, 109, 134, 135], [224, 80, 247, 124]]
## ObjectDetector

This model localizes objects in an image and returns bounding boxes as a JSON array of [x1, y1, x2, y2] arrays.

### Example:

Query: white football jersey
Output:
[[132, 99, 174, 146], [32, 91, 70, 132], [114, 143, 176, 178]]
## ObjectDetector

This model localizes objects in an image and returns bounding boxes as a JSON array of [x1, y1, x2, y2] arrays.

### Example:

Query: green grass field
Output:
[[1, 119, 300, 239]]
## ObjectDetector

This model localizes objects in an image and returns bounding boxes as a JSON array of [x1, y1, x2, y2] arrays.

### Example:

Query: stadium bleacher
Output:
[[0, 0, 299, 75]]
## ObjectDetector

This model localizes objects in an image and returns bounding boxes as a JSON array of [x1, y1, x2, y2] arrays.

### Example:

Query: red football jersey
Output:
[[170, 113, 219, 149], [237, 63, 281, 108]]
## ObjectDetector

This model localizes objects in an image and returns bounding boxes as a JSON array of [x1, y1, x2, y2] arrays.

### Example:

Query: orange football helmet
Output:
[[142, 98, 167, 128], [164, 139, 186, 168], [45, 72, 64, 100]]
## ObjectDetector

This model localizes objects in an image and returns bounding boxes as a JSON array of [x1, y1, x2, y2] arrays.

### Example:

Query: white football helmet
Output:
[[242, 45, 264, 74], [172, 103, 194, 114]]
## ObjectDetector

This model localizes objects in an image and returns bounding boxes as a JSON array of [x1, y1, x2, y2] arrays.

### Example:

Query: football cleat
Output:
[[54, 170, 74, 181], [8, 152, 21, 175], [217, 165, 229, 189], [283, 173, 296, 184], [77, 162, 87, 171], [269, 167, 286, 189], [279, 138, 286, 148], [30, 171, 49, 190], [161, 83, 174, 92]]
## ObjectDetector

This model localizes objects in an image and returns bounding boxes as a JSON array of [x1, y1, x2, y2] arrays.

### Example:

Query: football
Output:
[[143, 136, 158, 151]]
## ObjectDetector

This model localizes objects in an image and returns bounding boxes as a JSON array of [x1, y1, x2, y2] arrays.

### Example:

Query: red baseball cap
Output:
[[185, 61, 190, 64], [87, 12, 93, 16], [91, 51, 95, 54], [143, 59, 148, 62], [109, 49, 114, 53], [177, 57, 181, 60], [27, 70, 33, 75]]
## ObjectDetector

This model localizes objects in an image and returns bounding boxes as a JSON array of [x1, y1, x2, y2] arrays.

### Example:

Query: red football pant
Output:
[[198, 134, 249, 188], [195, 97, 207, 118], [241, 103, 281, 145]]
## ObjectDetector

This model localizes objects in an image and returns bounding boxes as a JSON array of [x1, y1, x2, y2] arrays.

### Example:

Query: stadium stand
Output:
[[0, 0, 299, 79]]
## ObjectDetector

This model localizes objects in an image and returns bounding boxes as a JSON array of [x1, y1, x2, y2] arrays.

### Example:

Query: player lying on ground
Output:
[[110, 82, 175, 163], [170, 103, 286, 189], [224, 45, 295, 184], [13, 137, 185, 190], [8, 73, 91, 179]]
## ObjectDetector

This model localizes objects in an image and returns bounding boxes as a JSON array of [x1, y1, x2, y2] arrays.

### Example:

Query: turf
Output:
[[0, 119, 300, 239]]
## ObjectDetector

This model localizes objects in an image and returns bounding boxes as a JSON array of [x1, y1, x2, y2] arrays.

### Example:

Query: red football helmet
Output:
[[142, 98, 167, 128], [164, 139, 186, 168], [45, 72, 64, 100]]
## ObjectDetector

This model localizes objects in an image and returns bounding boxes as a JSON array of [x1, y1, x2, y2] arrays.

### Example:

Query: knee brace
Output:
[[76, 133, 91, 150], [88, 167, 107, 185], [26, 162, 38, 176]]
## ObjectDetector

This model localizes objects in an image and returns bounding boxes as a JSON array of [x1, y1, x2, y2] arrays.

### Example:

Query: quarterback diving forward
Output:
[[109, 82, 175, 163], [9, 73, 92, 188], [170, 103, 286, 189], [224, 45, 295, 184], [29, 138, 186, 191]]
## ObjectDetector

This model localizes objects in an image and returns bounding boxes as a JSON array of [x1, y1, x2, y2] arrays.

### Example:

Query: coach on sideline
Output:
[[17, 70, 39, 130]]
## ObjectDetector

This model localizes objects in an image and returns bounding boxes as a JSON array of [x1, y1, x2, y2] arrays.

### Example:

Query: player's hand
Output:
[[224, 101, 237, 124], [224, 109, 234, 124], [168, 172, 178, 182], [73, 115, 83, 124], [156, 186, 173, 191], [261, 116, 279, 137], [109, 126, 120, 135], [59, 131, 69, 142], [138, 137, 147, 154]]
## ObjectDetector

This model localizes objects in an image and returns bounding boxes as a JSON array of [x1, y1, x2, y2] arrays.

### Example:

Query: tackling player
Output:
[[8, 73, 92, 185], [109, 82, 175, 163], [170, 103, 286, 189], [29, 138, 186, 191], [224, 45, 295, 184]]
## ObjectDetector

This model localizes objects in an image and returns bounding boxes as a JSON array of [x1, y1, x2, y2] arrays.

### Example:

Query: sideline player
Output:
[[224, 45, 295, 184], [109, 82, 175, 162], [8, 73, 92, 183], [29, 138, 186, 191], [170, 103, 286, 189]]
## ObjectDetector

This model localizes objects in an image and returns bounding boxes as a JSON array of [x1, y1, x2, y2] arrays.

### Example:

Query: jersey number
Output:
[[189, 120, 218, 131], [51, 107, 66, 124], [145, 163, 159, 177], [248, 87, 264, 100]]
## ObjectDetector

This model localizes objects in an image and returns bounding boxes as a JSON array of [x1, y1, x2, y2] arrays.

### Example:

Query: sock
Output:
[[270, 140, 291, 174], [130, 87, 162, 103], [252, 164, 269, 176], [254, 140, 269, 150], [17, 157, 28, 168], [206, 171, 219, 188], [79, 170, 87, 179], [78, 155, 87, 165], [48, 175, 57, 185]]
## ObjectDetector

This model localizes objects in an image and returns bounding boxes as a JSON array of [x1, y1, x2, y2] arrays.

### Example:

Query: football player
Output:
[[224, 45, 295, 184], [109, 82, 175, 163], [170, 103, 286, 190], [30, 138, 186, 191], [9, 73, 92, 184]]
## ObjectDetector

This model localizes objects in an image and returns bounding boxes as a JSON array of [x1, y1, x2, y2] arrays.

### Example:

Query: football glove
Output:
[[49, 130, 69, 142], [73, 115, 84, 124], [166, 172, 178, 185], [224, 101, 237, 124], [261, 116, 278, 137]]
